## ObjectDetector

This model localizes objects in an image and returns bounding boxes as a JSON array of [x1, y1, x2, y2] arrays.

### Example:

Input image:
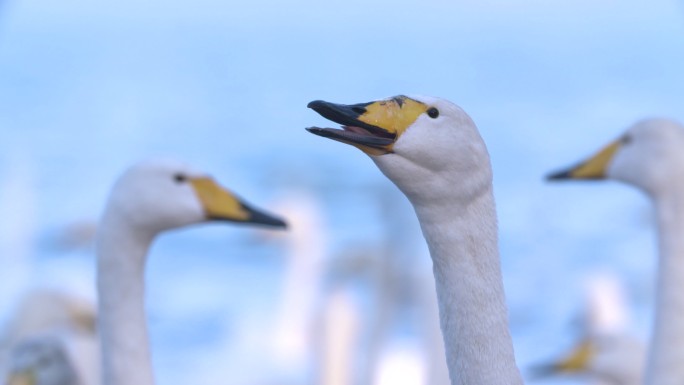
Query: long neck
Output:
[[412, 186, 522, 385], [96, 213, 155, 385], [647, 187, 684, 385]]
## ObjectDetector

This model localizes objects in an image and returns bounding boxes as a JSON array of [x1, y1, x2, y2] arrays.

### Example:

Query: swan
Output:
[[5, 333, 82, 385], [0, 289, 98, 384], [96, 159, 287, 385], [306, 95, 524, 384], [547, 118, 684, 385], [531, 334, 644, 385], [529, 274, 645, 384]]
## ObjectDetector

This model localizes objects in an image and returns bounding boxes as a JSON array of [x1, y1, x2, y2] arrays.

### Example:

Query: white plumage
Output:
[[549, 118, 684, 385], [307, 95, 524, 384], [95, 159, 286, 385]]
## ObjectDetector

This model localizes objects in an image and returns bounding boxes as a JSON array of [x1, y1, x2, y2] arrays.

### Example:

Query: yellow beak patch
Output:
[[189, 177, 287, 228], [548, 140, 622, 180], [190, 177, 250, 221], [306, 95, 429, 156], [357, 96, 429, 138], [556, 339, 595, 372]]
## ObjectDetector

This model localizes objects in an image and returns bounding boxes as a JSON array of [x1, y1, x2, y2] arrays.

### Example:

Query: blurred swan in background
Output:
[[6, 334, 82, 385], [548, 118, 684, 385], [529, 273, 645, 384], [1, 290, 98, 385], [0, 152, 99, 385], [267, 192, 327, 381], [95, 159, 286, 385], [307, 95, 524, 384], [256, 186, 446, 385]]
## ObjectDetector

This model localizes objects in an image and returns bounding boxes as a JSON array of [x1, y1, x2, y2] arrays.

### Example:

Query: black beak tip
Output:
[[546, 169, 572, 181], [305, 127, 330, 138], [269, 217, 288, 229], [251, 212, 288, 229], [235, 202, 289, 230], [307, 100, 327, 110], [525, 364, 558, 380]]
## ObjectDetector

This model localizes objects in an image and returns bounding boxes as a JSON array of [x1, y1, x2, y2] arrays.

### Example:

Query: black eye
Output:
[[622, 134, 632, 144], [427, 107, 439, 119], [174, 174, 187, 183]]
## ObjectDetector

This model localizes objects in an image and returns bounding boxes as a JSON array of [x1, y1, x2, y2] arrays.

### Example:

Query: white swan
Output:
[[547, 118, 684, 385], [5, 333, 82, 385], [529, 274, 645, 385], [306, 95, 524, 384], [96, 159, 286, 385], [0, 289, 98, 384]]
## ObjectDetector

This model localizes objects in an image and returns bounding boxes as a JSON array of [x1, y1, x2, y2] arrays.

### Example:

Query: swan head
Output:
[[306, 95, 491, 203], [547, 119, 684, 197], [103, 159, 287, 235]]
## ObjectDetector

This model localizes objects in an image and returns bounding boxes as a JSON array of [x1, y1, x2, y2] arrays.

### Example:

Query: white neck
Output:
[[96, 213, 155, 385], [646, 186, 684, 385], [411, 186, 522, 385]]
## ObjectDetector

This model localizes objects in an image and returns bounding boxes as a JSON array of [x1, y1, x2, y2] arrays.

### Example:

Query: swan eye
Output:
[[622, 134, 632, 144], [174, 174, 187, 183], [427, 107, 439, 119]]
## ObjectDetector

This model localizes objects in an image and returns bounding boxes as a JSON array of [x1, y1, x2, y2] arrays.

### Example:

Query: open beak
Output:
[[306, 95, 428, 155], [547, 140, 622, 180], [189, 178, 287, 229]]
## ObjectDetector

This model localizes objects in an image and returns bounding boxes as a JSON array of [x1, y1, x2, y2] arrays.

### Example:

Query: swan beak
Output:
[[190, 178, 287, 229], [527, 340, 594, 378], [306, 95, 428, 155], [547, 140, 622, 180], [6, 371, 34, 385]]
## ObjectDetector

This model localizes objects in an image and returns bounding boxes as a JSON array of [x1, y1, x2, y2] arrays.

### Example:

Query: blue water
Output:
[[1, 0, 683, 383]]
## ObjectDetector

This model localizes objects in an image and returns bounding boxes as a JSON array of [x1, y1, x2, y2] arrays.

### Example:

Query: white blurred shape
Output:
[[267, 191, 328, 379], [373, 339, 427, 385], [585, 273, 629, 334], [0, 151, 38, 310], [318, 289, 360, 385]]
